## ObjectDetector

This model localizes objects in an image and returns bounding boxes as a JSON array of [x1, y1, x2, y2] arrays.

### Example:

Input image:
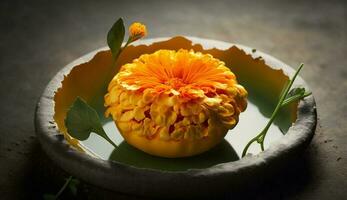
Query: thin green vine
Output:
[[43, 176, 77, 200], [242, 63, 311, 157]]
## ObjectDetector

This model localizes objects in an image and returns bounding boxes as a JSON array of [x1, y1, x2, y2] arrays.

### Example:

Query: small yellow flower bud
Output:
[[129, 22, 147, 41]]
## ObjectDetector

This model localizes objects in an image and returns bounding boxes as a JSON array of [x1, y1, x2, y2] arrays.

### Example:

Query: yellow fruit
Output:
[[105, 49, 247, 158]]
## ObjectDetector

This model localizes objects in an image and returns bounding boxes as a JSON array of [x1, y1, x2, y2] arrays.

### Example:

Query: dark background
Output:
[[0, 0, 346, 199]]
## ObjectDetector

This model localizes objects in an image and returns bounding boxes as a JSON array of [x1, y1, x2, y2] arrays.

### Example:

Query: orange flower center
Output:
[[116, 49, 237, 100], [164, 78, 186, 89]]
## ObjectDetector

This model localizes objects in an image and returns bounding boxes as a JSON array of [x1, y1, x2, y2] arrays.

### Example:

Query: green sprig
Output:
[[43, 176, 79, 200], [64, 18, 140, 147], [242, 64, 311, 157], [107, 17, 140, 60], [52, 18, 145, 199]]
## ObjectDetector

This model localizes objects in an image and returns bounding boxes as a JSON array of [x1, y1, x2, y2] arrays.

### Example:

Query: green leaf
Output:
[[278, 127, 286, 135], [65, 97, 104, 140], [70, 178, 80, 185], [282, 87, 311, 107], [287, 87, 305, 98], [68, 182, 78, 196], [69, 184, 77, 196], [68, 178, 80, 196], [65, 97, 117, 147], [107, 18, 125, 59]]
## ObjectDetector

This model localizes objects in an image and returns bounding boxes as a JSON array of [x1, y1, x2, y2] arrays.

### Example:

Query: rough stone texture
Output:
[[0, 0, 346, 199]]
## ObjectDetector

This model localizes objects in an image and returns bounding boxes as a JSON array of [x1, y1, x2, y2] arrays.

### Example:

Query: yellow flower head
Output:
[[105, 49, 247, 158], [129, 22, 147, 40]]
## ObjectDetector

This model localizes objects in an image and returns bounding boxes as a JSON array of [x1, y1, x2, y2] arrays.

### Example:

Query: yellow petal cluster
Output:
[[105, 49, 247, 157]]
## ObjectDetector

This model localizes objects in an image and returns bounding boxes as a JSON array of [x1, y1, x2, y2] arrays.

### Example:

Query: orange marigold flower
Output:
[[129, 22, 147, 40], [104, 49, 247, 158]]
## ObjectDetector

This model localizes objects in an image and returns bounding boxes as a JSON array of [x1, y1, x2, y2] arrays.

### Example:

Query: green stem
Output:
[[93, 126, 118, 149], [54, 176, 72, 199], [241, 137, 258, 157], [102, 133, 118, 149], [109, 37, 133, 77], [102, 37, 134, 149], [116, 37, 132, 59], [123, 37, 133, 48], [260, 139, 265, 151], [241, 64, 304, 157], [97, 36, 135, 150]]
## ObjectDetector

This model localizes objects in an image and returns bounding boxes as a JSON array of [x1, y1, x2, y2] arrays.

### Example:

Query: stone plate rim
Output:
[[35, 36, 317, 198]]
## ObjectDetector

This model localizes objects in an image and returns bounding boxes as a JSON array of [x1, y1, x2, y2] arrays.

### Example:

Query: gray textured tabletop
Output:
[[0, 0, 346, 199]]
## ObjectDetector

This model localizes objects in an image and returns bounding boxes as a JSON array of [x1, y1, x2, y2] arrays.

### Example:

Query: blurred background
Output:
[[0, 0, 346, 199]]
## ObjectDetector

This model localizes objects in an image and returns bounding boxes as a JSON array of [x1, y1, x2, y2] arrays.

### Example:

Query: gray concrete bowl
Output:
[[35, 37, 316, 198]]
